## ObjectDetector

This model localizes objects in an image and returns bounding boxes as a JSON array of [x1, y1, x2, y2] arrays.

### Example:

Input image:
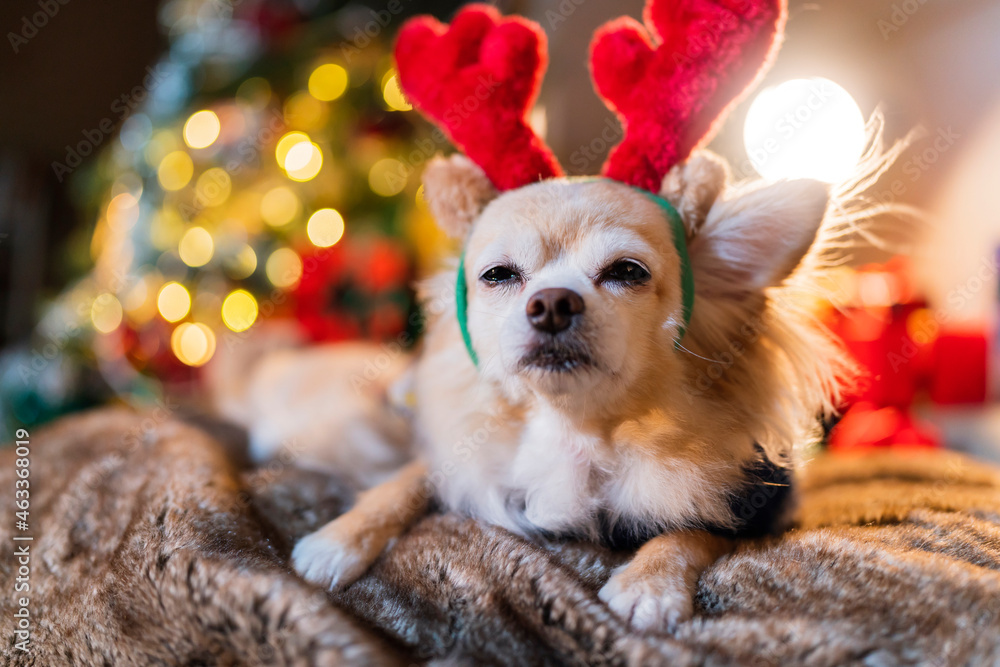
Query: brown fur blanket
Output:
[[3, 409, 1000, 665]]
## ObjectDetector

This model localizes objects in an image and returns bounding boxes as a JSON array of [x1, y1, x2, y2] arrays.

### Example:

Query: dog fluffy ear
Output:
[[422, 154, 498, 240], [689, 179, 829, 295], [659, 151, 730, 234]]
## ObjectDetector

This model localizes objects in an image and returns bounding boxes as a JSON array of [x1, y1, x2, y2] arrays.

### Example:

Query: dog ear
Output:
[[422, 154, 498, 240], [689, 179, 829, 295], [659, 150, 730, 234]]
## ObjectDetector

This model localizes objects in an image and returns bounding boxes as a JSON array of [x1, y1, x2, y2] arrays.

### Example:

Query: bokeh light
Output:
[[224, 244, 257, 279], [107, 193, 140, 230], [265, 247, 303, 288], [221, 289, 258, 332], [260, 186, 301, 227], [284, 91, 328, 131], [91, 293, 123, 334], [368, 158, 407, 197], [178, 226, 214, 267], [171, 322, 216, 366], [308, 64, 349, 101], [157, 151, 194, 191], [381, 71, 412, 111], [195, 168, 232, 206], [150, 209, 184, 251], [306, 208, 345, 247], [183, 110, 221, 149], [283, 141, 323, 181], [275, 131, 311, 166], [743, 77, 866, 183], [157, 281, 191, 322], [122, 274, 159, 325]]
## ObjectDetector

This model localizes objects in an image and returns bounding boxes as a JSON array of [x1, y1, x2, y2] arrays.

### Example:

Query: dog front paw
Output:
[[598, 565, 693, 633], [292, 517, 382, 590]]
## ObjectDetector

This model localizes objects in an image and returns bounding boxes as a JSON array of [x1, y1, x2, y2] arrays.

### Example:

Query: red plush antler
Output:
[[592, 0, 787, 192], [395, 4, 563, 191]]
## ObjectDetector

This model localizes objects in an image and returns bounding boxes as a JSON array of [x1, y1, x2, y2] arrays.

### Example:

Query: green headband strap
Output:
[[456, 183, 694, 367]]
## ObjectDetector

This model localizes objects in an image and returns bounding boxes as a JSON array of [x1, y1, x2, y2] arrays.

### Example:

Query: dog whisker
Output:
[[674, 342, 727, 364]]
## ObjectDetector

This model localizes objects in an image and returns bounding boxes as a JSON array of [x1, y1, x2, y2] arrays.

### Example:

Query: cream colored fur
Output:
[[295, 150, 852, 631]]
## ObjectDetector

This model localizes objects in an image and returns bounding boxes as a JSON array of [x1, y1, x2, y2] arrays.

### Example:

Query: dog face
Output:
[[421, 152, 833, 421], [462, 180, 684, 399]]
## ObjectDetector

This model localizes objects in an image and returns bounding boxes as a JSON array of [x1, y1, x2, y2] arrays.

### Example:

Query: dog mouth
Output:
[[518, 341, 593, 373]]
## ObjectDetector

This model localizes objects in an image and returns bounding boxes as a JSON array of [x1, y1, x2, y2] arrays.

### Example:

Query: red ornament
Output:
[[293, 237, 413, 343]]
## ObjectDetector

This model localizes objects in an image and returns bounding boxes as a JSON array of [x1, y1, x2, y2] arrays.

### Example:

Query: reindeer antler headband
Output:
[[395, 0, 787, 363]]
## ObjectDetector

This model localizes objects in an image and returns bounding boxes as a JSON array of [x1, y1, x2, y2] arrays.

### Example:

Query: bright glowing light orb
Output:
[[743, 78, 866, 184], [283, 141, 323, 181], [308, 64, 349, 102], [171, 322, 216, 366], [157, 282, 191, 322], [221, 290, 258, 332], [307, 208, 345, 247], [178, 226, 214, 267], [266, 247, 303, 288], [382, 71, 412, 111], [183, 110, 221, 149]]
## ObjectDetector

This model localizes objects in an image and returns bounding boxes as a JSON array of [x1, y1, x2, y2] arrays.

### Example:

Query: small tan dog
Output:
[[293, 150, 850, 630], [293, 0, 866, 632]]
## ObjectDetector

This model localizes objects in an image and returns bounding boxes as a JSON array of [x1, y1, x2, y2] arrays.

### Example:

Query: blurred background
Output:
[[0, 0, 998, 454]]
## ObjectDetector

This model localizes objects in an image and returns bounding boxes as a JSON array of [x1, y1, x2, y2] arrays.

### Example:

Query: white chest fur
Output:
[[427, 401, 747, 540]]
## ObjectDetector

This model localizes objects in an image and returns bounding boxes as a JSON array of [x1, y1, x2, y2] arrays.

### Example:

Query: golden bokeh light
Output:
[[265, 247, 303, 288], [178, 226, 214, 267], [157, 281, 192, 322], [225, 244, 257, 279], [308, 64, 349, 101], [145, 129, 179, 168], [381, 72, 412, 111], [150, 209, 184, 250], [157, 151, 194, 191], [275, 131, 310, 166], [91, 293, 123, 334], [284, 91, 328, 130], [183, 110, 221, 149], [106, 192, 140, 230], [122, 274, 159, 325], [283, 141, 323, 181], [368, 158, 407, 197], [260, 187, 301, 227], [221, 289, 259, 332], [171, 322, 216, 367], [195, 168, 232, 207], [306, 208, 345, 247]]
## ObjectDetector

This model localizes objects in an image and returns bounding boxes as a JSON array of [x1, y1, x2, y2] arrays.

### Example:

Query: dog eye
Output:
[[601, 260, 650, 284], [481, 266, 520, 284]]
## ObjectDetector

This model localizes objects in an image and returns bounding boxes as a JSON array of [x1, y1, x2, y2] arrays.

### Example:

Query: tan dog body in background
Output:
[[294, 151, 847, 631]]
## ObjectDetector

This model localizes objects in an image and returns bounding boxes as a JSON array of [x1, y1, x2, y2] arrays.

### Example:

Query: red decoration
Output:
[[394, 4, 563, 191], [591, 0, 787, 192], [293, 237, 413, 343], [395, 0, 786, 194], [930, 329, 988, 405], [828, 402, 940, 450]]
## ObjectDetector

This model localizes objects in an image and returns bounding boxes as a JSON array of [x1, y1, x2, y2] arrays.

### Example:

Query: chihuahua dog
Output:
[[292, 149, 850, 631]]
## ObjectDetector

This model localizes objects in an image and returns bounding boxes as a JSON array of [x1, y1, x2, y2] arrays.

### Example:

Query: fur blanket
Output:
[[3, 409, 1000, 666]]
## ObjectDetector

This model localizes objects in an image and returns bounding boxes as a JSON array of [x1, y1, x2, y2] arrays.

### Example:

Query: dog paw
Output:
[[598, 566, 693, 633], [292, 519, 380, 590]]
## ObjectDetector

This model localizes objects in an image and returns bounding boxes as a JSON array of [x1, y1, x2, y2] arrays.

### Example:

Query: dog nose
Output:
[[526, 288, 585, 334]]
